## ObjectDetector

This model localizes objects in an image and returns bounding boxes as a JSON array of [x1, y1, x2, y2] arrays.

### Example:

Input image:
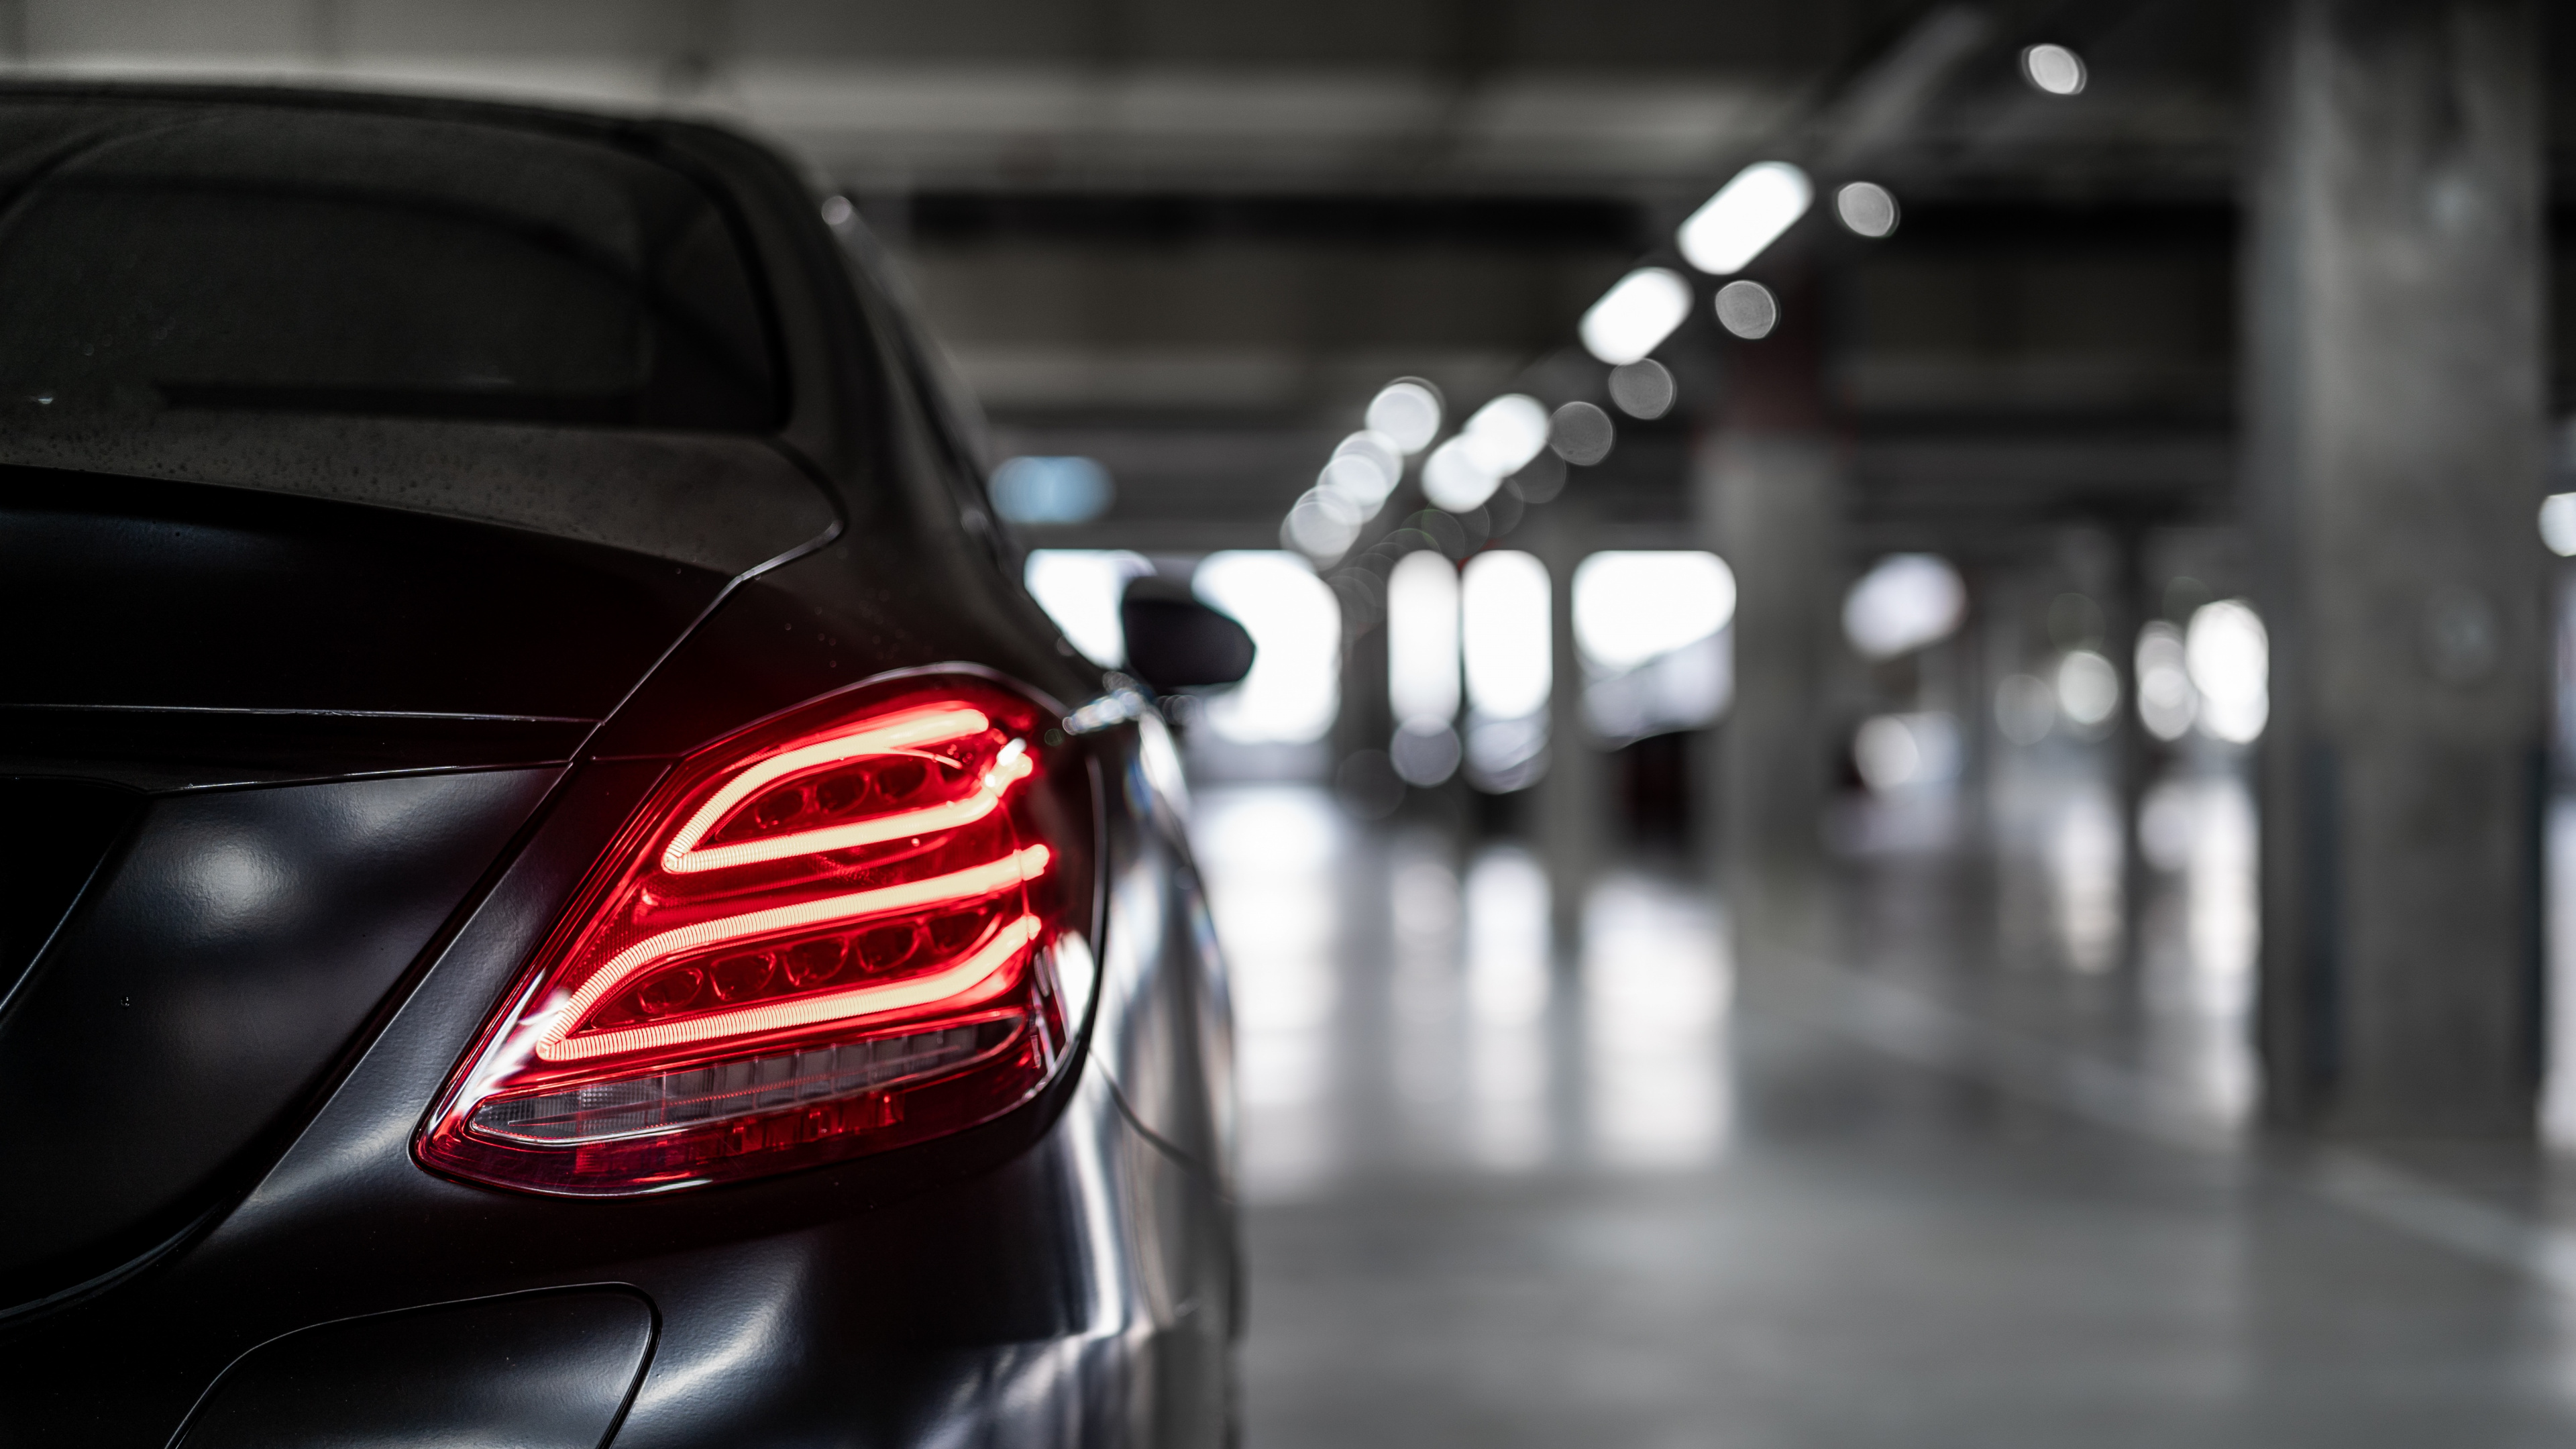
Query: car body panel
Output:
[[0, 467, 729, 722], [0, 767, 560, 1307], [0, 413, 838, 576], [174, 1288, 657, 1449], [0, 81, 1238, 1449]]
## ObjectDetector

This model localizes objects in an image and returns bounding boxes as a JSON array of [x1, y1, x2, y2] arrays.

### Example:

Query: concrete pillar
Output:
[[1532, 498, 1605, 958], [2108, 523, 2151, 967], [2248, 0, 2547, 1134], [1697, 435, 1842, 940], [1695, 272, 1845, 947]]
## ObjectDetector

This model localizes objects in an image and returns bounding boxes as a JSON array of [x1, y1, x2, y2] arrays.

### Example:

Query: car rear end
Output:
[[0, 85, 1236, 1447]]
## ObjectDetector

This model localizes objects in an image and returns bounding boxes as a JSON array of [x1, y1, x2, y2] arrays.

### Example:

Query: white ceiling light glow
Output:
[[2539, 491, 2576, 555], [1579, 266, 1693, 366], [1334, 429, 1403, 484], [2186, 599, 2269, 744], [1282, 488, 1363, 562], [2021, 43, 2087, 96], [2056, 649, 2120, 727], [1462, 551, 1552, 721], [1549, 401, 1615, 467], [1676, 161, 1812, 276], [1424, 394, 1550, 513], [1387, 550, 1462, 729], [1607, 360, 1676, 419], [1023, 549, 1150, 667], [1834, 181, 1900, 239], [989, 455, 1113, 525], [1573, 551, 1735, 672], [1365, 379, 1444, 454], [1193, 552, 1341, 745], [1421, 437, 1499, 513], [1319, 446, 1399, 518], [1843, 553, 1968, 659], [1462, 394, 1552, 477], [1713, 280, 1780, 340]]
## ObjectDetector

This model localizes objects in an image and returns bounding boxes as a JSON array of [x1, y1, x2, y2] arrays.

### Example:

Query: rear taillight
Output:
[[418, 672, 1095, 1197]]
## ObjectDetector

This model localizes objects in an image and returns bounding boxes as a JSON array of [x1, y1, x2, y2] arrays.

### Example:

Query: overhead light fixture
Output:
[[1607, 360, 1676, 420], [1421, 438, 1499, 513], [1459, 394, 1551, 478], [1366, 379, 1444, 454], [1318, 431, 1403, 519], [1548, 402, 1615, 467], [1579, 266, 1693, 365], [2021, 43, 2086, 96], [989, 455, 1113, 525], [2540, 492, 2576, 555], [1676, 161, 1812, 276], [1283, 488, 1364, 562], [1713, 280, 1780, 340], [1834, 182, 1900, 239]]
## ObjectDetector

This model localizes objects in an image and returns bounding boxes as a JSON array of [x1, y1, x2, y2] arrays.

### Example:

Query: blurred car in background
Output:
[[0, 81, 1248, 1446]]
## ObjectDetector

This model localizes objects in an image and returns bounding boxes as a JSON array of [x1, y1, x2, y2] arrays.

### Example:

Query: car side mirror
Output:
[[1120, 578, 1255, 691]]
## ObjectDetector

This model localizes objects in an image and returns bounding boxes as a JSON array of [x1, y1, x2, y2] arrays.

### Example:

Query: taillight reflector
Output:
[[418, 673, 1094, 1197]]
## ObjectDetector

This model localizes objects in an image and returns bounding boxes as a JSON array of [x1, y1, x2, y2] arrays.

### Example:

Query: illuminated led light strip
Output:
[[533, 843, 1051, 1062], [543, 914, 1042, 1063], [667, 741, 1033, 876], [661, 704, 991, 873]]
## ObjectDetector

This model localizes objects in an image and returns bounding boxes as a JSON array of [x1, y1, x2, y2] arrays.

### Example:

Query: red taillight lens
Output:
[[418, 673, 1093, 1197]]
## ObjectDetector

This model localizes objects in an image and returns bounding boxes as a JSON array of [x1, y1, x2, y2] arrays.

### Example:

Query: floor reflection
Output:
[[1207, 767, 2576, 1448], [1198, 790, 1736, 1194]]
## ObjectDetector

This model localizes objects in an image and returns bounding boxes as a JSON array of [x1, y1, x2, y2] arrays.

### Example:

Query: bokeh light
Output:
[[1422, 437, 1501, 512], [1834, 182, 1900, 239], [1322, 431, 1403, 515], [1366, 379, 1443, 454], [1574, 551, 1735, 671], [1579, 266, 1693, 366], [1464, 550, 1552, 720], [1548, 400, 1615, 466], [2021, 43, 2087, 96], [1388, 549, 1462, 729], [1994, 672, 2055, 745], [1461, 394, 1552, 478], [2186, 599, 2267, 743], [1677, 160, 1812, 276], [2538, 491, 2576, 555], [1607, 360, 1676, 420], [1713, 280, 1779, 340], [2135, 621, 2197, 741], [1843, 553, 1967, 659], [1283, 487, 1364, 562], [1854, 712, 1961, 792], [2056, 649, 2120, 728], [990, 455, 1112, 525]]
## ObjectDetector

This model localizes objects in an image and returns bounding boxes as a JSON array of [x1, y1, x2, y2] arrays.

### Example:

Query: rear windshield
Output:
[[0, 102, 782, 431]]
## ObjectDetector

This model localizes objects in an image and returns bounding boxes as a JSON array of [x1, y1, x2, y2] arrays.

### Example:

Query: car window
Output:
[[0, 104, 782, 431]]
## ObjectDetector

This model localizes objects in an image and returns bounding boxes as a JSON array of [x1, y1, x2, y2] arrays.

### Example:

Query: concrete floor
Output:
[[1197, 762, 2576, 1448]]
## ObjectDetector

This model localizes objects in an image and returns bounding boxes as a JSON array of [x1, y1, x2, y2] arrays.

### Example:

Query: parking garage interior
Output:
[[25, 1, 2576, 1443]]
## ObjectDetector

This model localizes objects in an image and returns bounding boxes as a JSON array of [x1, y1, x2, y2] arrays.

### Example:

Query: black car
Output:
[[0, 83, 1248, 1447]]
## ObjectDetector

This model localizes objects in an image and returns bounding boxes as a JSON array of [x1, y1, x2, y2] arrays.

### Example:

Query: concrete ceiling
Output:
[[10, 1, 2561, 550]]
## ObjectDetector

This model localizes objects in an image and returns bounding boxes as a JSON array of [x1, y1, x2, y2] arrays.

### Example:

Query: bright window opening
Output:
[[1194, 551, 1342, 745], [1023, 549, 1149, 668], [1574, 551, 1735, 744]]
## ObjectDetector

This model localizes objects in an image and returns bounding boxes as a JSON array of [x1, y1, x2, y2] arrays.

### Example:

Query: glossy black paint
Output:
[[1120, 580, 1258, 692], [0, 466, 726, 719], [0, 83, 1236, 1449], [176, 1289, 657, 1449], [0, 779, 138, 999], [0, 767, 557, 1305]]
